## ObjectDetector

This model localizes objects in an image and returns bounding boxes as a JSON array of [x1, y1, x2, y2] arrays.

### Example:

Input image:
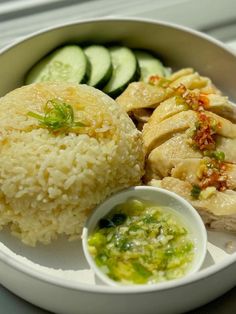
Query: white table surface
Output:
[[1, 0, 236, 313]]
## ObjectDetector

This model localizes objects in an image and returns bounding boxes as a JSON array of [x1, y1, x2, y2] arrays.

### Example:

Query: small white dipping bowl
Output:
[[82, 186, 207, 287]]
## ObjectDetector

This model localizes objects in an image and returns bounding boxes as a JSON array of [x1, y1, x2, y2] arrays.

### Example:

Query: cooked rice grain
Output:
[[0, 82, 144, 246]]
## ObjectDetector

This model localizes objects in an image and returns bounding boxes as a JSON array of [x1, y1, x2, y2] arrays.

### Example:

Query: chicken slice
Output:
[[171, 158, 236, 190], [207, 95, 236, 123], [207, 111, 236, 138], [199, 81, 221, 95], [149, 177, 236, 232], [147, 96, 188, 124], [148, 94, 236, 125], [116, 82, 168, 112], [146, 134, 236, 182], [116, 69, 196, 113], [169, 73, 208, 90], [217, 137, 236, 163], [145, 134, 201, 179], [169, 70, 220, 94], [168, 68, 194, 81], [143, 110, 198, 154], [143, 110, 236, 154]]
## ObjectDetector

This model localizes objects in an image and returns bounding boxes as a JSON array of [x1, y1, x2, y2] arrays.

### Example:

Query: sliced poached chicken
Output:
[[150, 177, 236, 232]]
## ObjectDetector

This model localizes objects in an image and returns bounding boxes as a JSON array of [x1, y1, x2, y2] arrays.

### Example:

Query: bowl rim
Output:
[[0, 16, 235, 295], [82, 185, 207, 288]]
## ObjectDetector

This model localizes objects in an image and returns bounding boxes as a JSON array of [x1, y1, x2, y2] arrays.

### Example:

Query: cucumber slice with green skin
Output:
[[25, 45, 90, 85], [103, 46, 140, 98], [84, 45, 112, 89], [134, 50, 166, 82]]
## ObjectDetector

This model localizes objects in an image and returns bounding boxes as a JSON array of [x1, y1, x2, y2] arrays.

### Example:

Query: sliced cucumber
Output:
[[25, 45, 90, 85], [164, 67, 172, 77], [103, 46, 140, 98], [134, 50, 165, 82], [84, 45, 112, 89]]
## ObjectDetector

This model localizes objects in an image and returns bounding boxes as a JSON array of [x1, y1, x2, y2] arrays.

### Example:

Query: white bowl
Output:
[[82, 186, 207, 287], [0, 17, 236, 314]]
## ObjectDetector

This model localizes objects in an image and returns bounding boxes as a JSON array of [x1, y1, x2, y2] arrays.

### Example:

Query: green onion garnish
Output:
[[28, 98, 86, 133], [203, 150, 225, 161], [191, 185, 202, 199]]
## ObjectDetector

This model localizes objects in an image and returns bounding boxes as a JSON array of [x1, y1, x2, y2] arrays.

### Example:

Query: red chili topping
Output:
[[175, 84, 187, 96], [148, 75, 160, 85], [198, 94, 209, 108], [199, 158, 228, 191], [192, 112, 221, 151], [148, 75, 171, 88], [175, 84, 209, 111]]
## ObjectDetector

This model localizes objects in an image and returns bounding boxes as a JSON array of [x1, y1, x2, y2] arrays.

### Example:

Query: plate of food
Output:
[[0, 17, 236, 314]]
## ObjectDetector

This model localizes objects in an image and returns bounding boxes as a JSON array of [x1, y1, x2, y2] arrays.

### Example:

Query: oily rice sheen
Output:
[[0, 82, 144, 246]]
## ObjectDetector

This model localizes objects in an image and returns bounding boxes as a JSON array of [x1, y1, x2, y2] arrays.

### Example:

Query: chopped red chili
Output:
[[192, 112, 221, 151], [174, 85, 209, 111], [199, 158, 228, 191], [175, 84, 187, 96], [148, 75, 161, 85], [198, 94, 209, 109], [172, 83, 228, 195], [148, 75, 171, 88]]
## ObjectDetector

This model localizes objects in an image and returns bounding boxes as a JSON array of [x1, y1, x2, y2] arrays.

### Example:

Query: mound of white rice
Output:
[[0, 82, 144, 246]]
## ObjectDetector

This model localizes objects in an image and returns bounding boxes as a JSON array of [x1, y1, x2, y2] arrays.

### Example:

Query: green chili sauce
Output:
[[88, 198, 195, 285]]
